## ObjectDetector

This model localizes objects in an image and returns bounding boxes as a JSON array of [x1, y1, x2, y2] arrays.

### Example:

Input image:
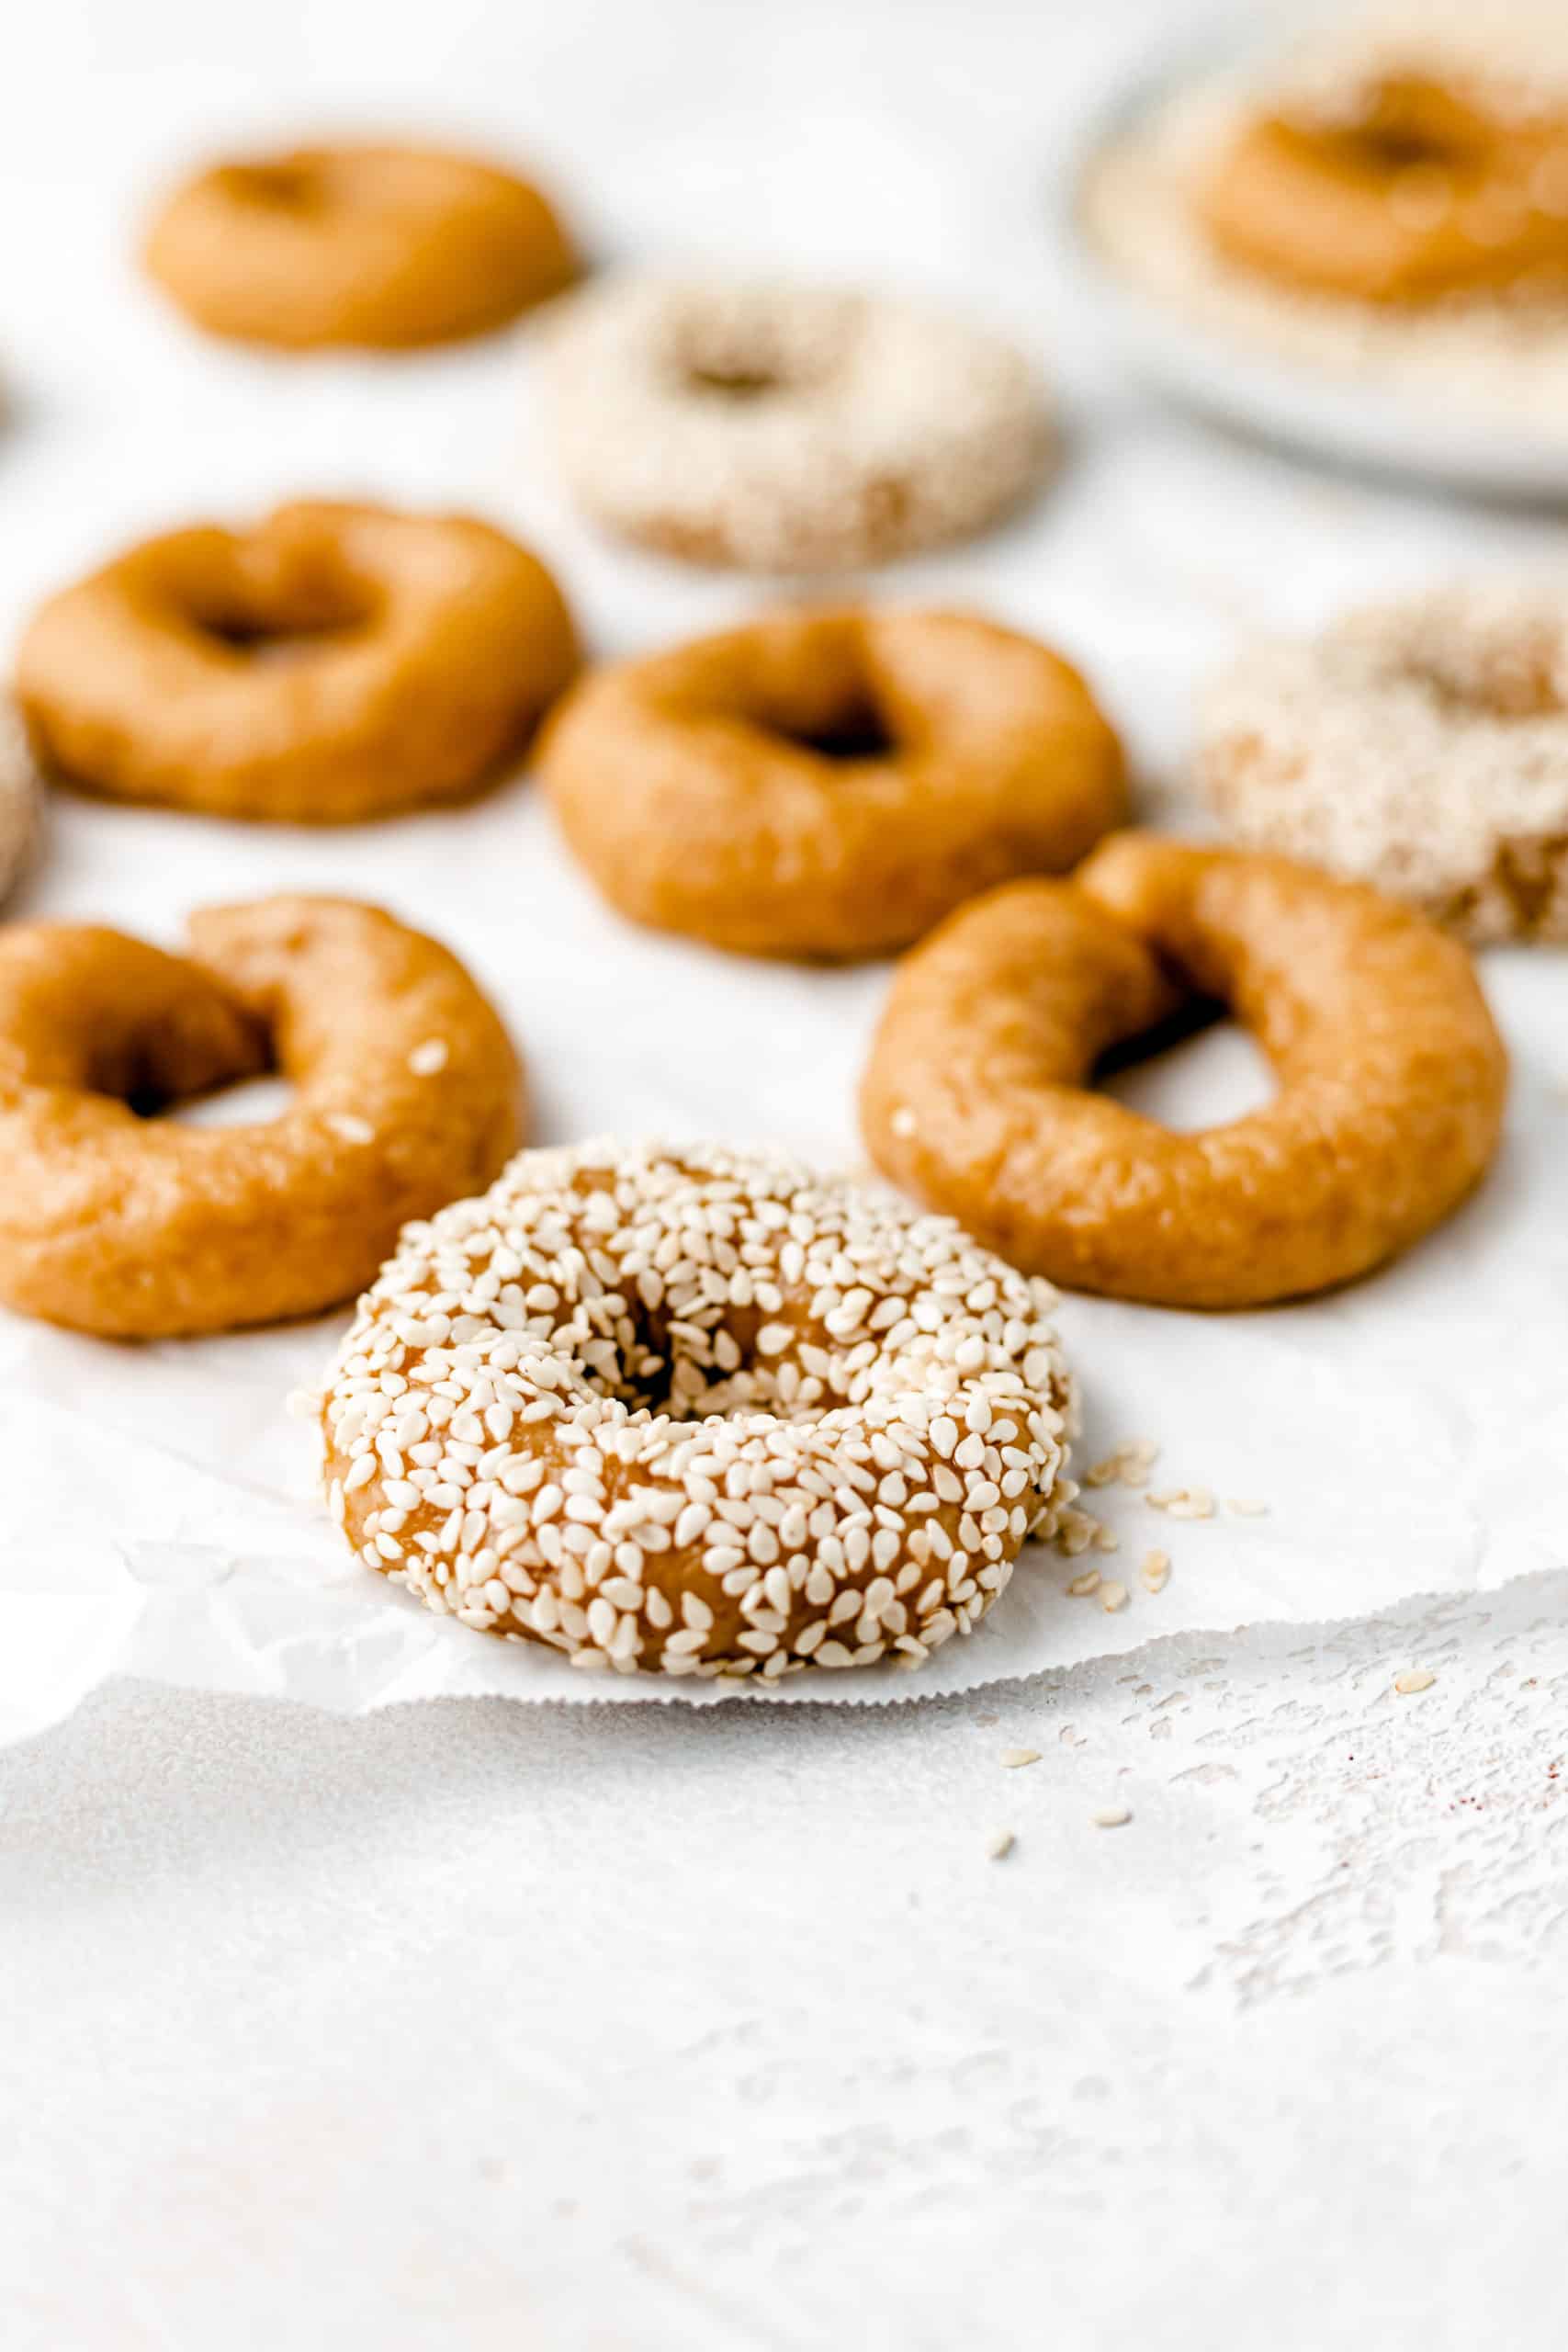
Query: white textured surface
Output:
[[3, 0, 1566, 2342]]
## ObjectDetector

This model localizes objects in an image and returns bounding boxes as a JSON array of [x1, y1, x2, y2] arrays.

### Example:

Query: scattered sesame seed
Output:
[[1140, 1549, 1171, 1592], [1099, 1579, 1129, 1613], [1091, 1804, 1132, 1829], [986, 1829, 1016, 1861], [1066, 1567, 1101, 1598], [1000, 1747, 1042, 1770], [889, 1106, 918, 1140], [1225, 1497, 1269, 1518], [324, 1112, 375, 1146], [408, 1038, 450, 1076], [1393, 1668, 1438, 1695]]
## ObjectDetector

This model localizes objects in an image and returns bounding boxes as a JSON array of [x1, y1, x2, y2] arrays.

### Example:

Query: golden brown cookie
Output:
[[539, 608, 1125, 959], [1198, 46, 1568, 307], [16, 501, 578, 824], [0, 896, 524, 1338], [145, 142, 577, 348], [318, 1141, 1077, 1679], [861, 834, 1507, 1308]]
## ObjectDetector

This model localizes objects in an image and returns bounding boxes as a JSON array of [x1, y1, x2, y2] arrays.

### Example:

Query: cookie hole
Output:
[[1337, 123, 1457, 175], [1098, 1008, 1276, 1134], [684, 363, 784, 400], [189, 583, 380, 662], [781, 695, 895, 763], [221, 162, 318, 209], [164, 1073, 297, 1128]]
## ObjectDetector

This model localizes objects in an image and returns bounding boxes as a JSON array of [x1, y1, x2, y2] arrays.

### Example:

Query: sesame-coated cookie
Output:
[[1201, 580, 1568, 942], [540, 608, 1124, 960], [538, 273, 1054, 571], [318, 1142, 1077, 1681], [0, 896, 524, 1337], [861, 834, 1507, 1309]]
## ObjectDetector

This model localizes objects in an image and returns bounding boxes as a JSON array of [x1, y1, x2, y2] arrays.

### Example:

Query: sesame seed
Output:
[[1066, 1568, 1101, 1598], [1225, 1497, 1269, 1518], [1393, 1668, 1437, 1696], [1091, 1804, 1132, 1829], [1099, 1580, 1129, 1613], [408, 1038, 450, 1076], [1000, 1747, 1041, 1770], [986, 1829, 1016, 1861], [1140, 1549, 1170, 1592], [325, 1112, 374, 1146]]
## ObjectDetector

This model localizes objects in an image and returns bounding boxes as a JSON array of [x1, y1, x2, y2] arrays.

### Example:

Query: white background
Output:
[[4, 2, 1567, 2345]]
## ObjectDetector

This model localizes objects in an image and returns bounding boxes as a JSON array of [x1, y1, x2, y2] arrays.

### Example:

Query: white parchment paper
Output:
[[1, 74, 1564, 1741]]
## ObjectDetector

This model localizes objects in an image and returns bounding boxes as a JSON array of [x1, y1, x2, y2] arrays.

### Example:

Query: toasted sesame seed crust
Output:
[[538, 274, 1055, 572], [1202, 580, 1568, 943], [319, 1141, 1076, 1680]]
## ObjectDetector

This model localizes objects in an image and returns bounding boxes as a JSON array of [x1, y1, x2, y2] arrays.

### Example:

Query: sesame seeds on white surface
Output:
[[537, 272, 1055, 572], [1201, 580, 1568, 943], [1393, 1667, 1438, 1696], [319, 1141, 1076, 1681]]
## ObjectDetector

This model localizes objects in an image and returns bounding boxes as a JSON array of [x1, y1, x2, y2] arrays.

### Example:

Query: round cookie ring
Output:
[[145, 142, 577, 349], [1201, 581, 1568, 942], [318, 1141, 1077, 1681], [861, 833, 1507, 1309], [16, 500, 578, 823], [538, 273, 1055, 570], [0, 896, 524, 1338], [1196, 58, 1568, 307], [0, 699, 43, 907], [540, 608, 1125, 959]]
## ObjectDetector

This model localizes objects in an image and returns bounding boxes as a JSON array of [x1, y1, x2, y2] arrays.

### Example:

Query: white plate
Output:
[[1066, 29, 1568, 503]]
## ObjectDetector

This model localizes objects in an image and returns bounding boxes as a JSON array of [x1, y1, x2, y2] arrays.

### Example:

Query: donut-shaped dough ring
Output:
[[319, 1141, 1077, 1681], [1201, 580, 1568, 943], [539, 274, 1055, 571], [0, 700, 43, 909], [16, 501, 578, 824], [145, 142, 577, 349], [1198, 73, 1568, 306], [540, 609, 1125, 960], [0, 896, 524, 1338], [861, 834, 1507, 1309]]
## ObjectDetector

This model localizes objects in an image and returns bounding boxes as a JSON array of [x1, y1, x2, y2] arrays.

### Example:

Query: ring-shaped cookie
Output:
[[0, 895, 523, 1337], [0, 699, 42, 908], [145, 142, 577, 348], [539, 273, 1054, 570], [1198, 69, 1568, 306], [861, 834, 1507, 1308], [16, 501, 579, 823], [1201, 579, 1568, 942], [319, 1141, 1076, 1680], [540, 609, 1125, 959]]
